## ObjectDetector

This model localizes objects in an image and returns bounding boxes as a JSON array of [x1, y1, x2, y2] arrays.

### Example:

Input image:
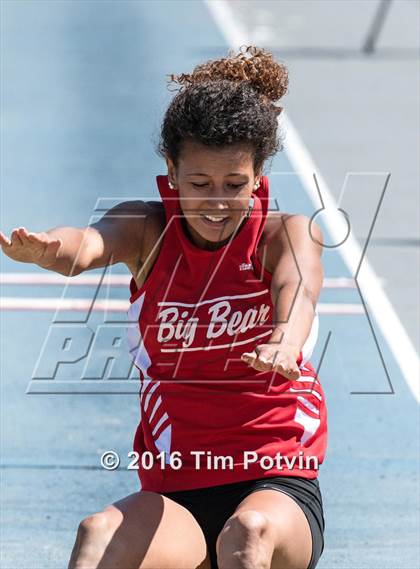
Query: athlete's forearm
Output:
[[39, 226, 95, 275], [269, 281, 316, 359]]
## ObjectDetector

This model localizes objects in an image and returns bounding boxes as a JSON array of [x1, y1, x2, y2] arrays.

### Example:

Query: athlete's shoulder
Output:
[[114, 199, 165, 229], [261, 212, 323, 273], [259, 212, 313, 273], [139, 201, 166, 262], [107, 197, 165, 235], [260, 211, 290, 249], [100, 199, 166, 263], [262, 212, 316, 242], [142, 201, 166, 232]]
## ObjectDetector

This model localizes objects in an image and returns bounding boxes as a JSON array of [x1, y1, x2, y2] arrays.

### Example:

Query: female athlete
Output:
[[0, 46, 328, 569]]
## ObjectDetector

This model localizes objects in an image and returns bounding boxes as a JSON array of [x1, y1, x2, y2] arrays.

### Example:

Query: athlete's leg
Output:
[[68, 490, 211, 569], [215, 489, 312, 569]]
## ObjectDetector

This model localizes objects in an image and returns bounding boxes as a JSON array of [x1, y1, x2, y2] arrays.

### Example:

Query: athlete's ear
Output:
[[253, 167, 262, 191], [165, 156, 177, 186]]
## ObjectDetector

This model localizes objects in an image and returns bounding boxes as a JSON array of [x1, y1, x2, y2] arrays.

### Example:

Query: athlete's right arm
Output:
[[0, 200, 150, 276]]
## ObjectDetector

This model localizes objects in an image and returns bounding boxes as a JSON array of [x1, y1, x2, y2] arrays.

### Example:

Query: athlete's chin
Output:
[[197, 225, 232, 242], [196, 218, 232, 240]]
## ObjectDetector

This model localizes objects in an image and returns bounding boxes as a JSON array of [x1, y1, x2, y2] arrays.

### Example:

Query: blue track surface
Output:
[[1, 2, 419, 568]]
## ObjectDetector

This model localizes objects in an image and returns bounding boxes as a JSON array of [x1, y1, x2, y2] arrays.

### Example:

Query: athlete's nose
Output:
[[203, 204, 230, 217], [212, 184, 234, 206], [204, 192, 229, 214]]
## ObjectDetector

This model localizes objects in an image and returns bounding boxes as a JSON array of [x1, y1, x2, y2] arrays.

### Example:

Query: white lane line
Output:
[[0, 297, 364, 314], [0, 297, 128, 312], [0, 273, 376, 289], [0, 273, 130, 286], [317, 304, 364, 314], [205, 0, 420, 403]]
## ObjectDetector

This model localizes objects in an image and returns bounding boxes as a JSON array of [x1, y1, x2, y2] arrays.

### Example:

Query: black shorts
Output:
[[162, 475, 325, 569]]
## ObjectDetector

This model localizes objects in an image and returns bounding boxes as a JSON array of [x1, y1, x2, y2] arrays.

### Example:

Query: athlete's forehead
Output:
[[177, 140, 255, 177]]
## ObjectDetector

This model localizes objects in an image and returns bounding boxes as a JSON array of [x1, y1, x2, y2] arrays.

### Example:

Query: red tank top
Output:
[[127, 175, 328, 492]]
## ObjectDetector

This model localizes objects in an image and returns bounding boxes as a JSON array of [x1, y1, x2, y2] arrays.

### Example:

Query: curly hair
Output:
[[156, 46, 289, 173]]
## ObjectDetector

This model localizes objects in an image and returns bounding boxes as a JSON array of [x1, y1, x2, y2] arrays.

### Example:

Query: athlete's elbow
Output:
[[310, 219, 324, 252]]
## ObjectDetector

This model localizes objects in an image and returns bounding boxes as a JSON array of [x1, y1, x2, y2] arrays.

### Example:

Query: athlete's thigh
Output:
[[231, 489, 312, 569], [100, 490, 210, 569]]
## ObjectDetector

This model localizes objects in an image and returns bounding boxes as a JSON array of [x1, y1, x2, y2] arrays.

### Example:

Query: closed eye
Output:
[[191, 183, 246, 189]]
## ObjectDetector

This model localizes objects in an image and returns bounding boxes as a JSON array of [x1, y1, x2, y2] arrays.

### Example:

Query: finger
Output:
[[256, 349, 280, 371], [258, 356, 274, 371], [25, 232, 39, 243], [242, 352, 272, 372], [269, 350, 291, 375], [241, 351, 257, 363], [17, 227, 32, 244], [274, 363, 301, 380], [241, 351, 268, 370], [10, 229, 24, 246], [241, 351, 262, 371], [286, 367, 301, 380], [0, 230, 12, 247], [25, 231, 47, 244]]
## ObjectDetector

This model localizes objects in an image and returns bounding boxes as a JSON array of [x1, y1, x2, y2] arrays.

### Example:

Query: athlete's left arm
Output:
[[241, 215, 324, 380], [269, 213, 324, 347]]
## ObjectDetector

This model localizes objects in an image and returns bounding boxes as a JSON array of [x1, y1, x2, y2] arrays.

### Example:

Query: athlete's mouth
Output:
[[200, 214, 230, 225]]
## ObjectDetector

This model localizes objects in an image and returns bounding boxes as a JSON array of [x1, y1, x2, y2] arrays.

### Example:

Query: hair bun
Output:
[[168, 45, 288, 105]]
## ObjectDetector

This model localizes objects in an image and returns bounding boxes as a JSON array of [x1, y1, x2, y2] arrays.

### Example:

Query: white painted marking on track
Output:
[[0, 273, 363, 289], [0, 272, 130, 286], [0, 297, 128, 311], [205, 0, 420, 403]]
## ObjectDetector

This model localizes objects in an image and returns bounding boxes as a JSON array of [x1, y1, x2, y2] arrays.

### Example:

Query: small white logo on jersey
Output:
[[239, 262, 253, 271]]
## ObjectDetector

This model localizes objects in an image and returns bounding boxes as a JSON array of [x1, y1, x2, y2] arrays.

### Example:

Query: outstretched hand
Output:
[[0, 227, 62, 267], [241, 342, 301, 380]]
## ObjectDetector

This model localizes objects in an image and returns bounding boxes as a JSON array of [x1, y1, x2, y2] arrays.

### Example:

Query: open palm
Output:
[[0, 227, 62, 267]]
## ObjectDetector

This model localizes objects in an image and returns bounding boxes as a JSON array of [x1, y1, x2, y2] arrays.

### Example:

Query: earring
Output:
[[168, 181, 176, 190], [253, 180, 260, 190]]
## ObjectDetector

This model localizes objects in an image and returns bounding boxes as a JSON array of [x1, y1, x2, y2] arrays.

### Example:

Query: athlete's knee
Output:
[[216, 510, 275, 569], [218, 509, 272, 543], [68, 511, 117, 569], [79, 512, 110, 535]]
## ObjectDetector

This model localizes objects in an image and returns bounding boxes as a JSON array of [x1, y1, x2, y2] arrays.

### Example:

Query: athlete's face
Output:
[[166, 141, 260, 250]]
